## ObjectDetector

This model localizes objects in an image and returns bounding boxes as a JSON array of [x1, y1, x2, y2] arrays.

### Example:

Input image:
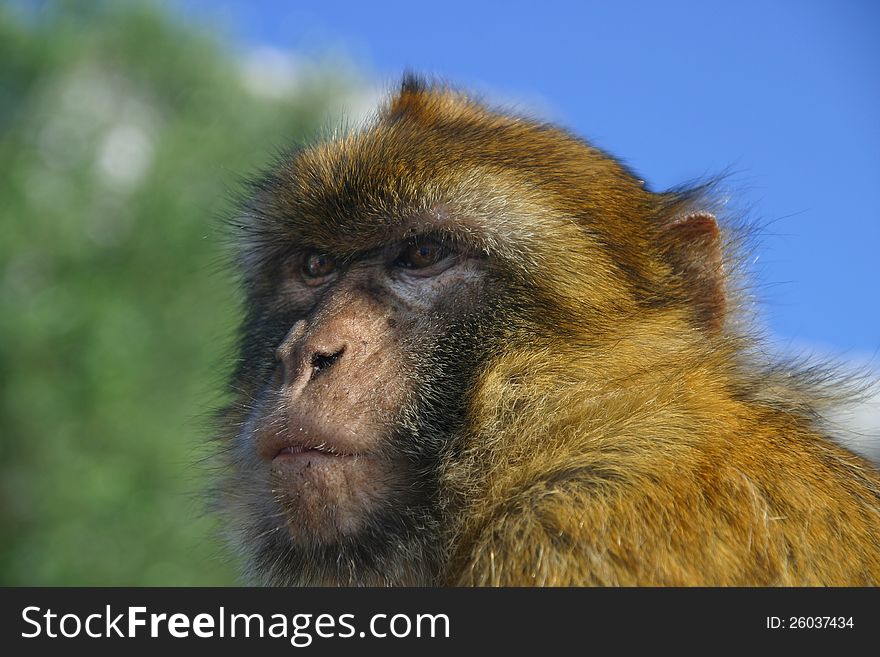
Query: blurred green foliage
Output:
[[0, 1, 352, 584]]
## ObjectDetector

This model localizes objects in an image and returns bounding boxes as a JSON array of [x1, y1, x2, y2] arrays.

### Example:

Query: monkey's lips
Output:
[[270, 445, 369, 484], [275, 444, 358, 458], [263, 429, 377, 492], [268, 441, 369, 479], [257, 426, 366, 462]]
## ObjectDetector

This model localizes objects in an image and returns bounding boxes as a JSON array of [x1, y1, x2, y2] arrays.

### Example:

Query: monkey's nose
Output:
[[277, 337, 346, 390]]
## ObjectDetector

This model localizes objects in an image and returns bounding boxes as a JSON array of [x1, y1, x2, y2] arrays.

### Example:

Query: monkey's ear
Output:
[[658, 212, 726, 332]]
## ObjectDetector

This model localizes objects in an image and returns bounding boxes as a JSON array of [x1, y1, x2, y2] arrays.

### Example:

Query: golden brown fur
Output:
[[222, 75, 880, 586]]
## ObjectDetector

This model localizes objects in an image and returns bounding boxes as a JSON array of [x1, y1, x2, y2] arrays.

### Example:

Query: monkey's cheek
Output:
[[269, 453, 390, 543]]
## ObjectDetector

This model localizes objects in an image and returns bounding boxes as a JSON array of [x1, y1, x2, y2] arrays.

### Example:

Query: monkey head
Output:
[[216, 76, 729, 586]]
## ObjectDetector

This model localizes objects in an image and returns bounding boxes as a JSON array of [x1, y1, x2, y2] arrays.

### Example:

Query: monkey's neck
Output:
[[443, 331, 828, 537]]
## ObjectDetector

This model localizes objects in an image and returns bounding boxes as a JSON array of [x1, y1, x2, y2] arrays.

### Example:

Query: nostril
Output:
[[310, 347, 345, 374]]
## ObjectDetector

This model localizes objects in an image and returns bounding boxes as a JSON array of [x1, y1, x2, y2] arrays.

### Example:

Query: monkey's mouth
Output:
[[269, 440, 372, 492], [275, 444, 360, 458], [257, 426, 365, 461]]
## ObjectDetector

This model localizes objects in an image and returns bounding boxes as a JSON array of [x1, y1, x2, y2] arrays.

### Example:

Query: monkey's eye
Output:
[[395, 239, 452, 271], [301, 252, 337, 283]]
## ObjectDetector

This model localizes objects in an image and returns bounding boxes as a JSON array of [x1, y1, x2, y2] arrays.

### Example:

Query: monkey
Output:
[[214, 75, 880, 586]]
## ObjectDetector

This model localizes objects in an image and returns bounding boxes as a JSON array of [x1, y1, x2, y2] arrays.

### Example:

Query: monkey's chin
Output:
[[269, 451, 389, 544]]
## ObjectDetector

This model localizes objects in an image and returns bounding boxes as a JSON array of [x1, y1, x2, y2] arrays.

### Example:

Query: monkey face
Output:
[[234, 234, 488, 554], [218, 75, 681, 584]]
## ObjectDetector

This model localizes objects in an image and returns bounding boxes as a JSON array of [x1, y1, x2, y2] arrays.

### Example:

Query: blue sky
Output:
[[176, 0, 879, 357]]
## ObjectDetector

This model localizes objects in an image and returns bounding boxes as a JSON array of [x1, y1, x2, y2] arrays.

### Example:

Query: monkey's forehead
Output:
[[251, 97, 653, 229], [235, 82, 701, 292]]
